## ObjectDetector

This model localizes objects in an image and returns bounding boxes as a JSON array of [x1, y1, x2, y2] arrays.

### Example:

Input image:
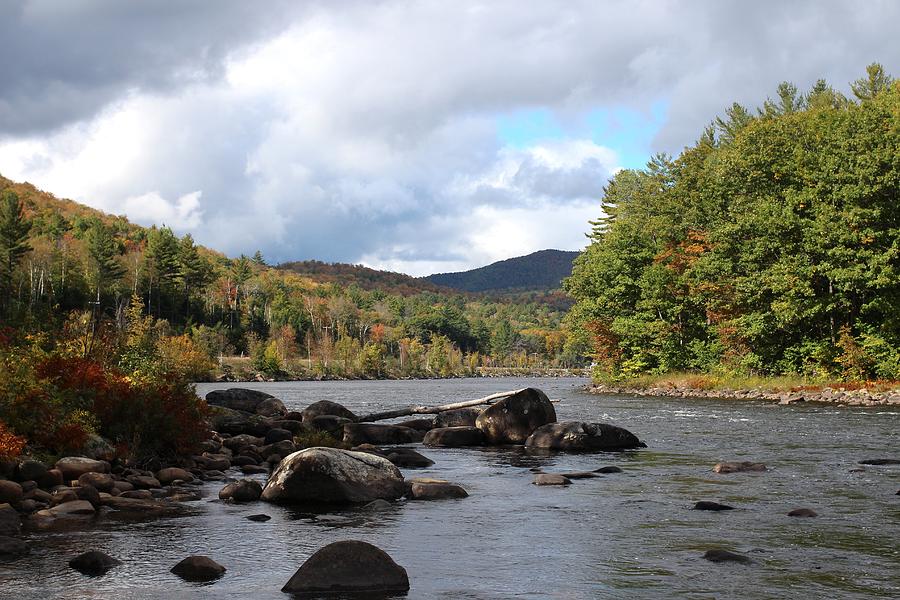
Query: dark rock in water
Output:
[[533, 474, 571, 486], [241, 465, 269, 475], [301, 400, 357, 423], [223, 434, 264, 452], [384, 447, 434, 468], [281, 540, 409, 595], [787, 508, 818, 517], [858, 458, 900, 465], [118, 490, 153, 500], [0, 504, 21, 536], [713, 462, 767, 474], [423, 426, 485, 447], [475, 388, 556, 445], [171, 556, 226, 582], [558, 471, 599, 479], [74, 485, 101, 509], [261, 448, 405, 504], [246, 513, 271, 522], [434, 408, 482, 428], [702, 549, 752, 564], [16, 460, 48, 483], [407, 478, 468, 500], [343, 423, 423, 446], [694, 501, 735, 511], [219, 479, 263, 503], [156, 468, 194, 485], [594, 466, 623, 474], [525, 421, 645, 452], [69, 550, 122, 575], [127, 475, 161, 489], [0, 535, 29, 560], [361, 499, 393, 511], [231, 456, 259, 468], [206, 388, 285, 416], [0, 481, 23, 505], [396, 418, 435, 431], [271, 419, 308, 434], [308, 415, 353, 436]]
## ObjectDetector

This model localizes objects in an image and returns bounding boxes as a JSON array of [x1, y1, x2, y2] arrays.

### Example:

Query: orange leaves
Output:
[[0, 420, 26, 459], [653, 230, 711, 275]]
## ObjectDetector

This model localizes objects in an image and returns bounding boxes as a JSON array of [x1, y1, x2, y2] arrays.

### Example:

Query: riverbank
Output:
[[588, 376, 900, 406]]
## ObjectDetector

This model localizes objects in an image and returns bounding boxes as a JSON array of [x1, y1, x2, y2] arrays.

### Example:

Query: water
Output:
[[2, 378, 899, 599]]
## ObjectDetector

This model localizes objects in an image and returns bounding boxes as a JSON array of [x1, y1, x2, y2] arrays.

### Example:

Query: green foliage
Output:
[[0, 189, 31, 312]]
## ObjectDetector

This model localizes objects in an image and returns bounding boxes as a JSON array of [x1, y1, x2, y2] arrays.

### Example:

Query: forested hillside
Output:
[[278, 260, 450, 296], [425, 249, 579, 292], [565, 64, 900, 383]]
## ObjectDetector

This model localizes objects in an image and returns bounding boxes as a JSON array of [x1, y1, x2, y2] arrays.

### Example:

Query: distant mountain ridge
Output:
[[276, 260, 453, 296], [423, 249, 580, 293]]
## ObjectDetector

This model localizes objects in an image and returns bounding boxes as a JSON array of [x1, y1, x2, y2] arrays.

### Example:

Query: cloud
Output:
[[1, 1, 899, 274]]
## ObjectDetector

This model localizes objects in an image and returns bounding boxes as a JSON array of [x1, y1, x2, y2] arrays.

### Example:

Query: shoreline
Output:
[[587, 383, 900, 407], [208, 367, 590, 384]]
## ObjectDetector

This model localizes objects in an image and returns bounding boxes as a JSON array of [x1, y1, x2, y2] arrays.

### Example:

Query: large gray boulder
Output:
[[475, 388, 556, 445], [261, 448, 404, 504], [281, 540, 409, 595], [524, 421, 646, 451], [205, 388, 286, 416], [54, 457, 110, 481]]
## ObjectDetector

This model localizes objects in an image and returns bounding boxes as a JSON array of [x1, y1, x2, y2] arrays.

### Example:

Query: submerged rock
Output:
[[693, 501, 735, 511], [702, 549, 752, 564], [423, 426, 485, 447], [533, 474, 571, 486], [0, 535, 29, 560], [218, 479, 262, 503], [281, 540, 409, 595], [171, 556, 226, 582], [858, 458, 900, 465], [407, 478, 468, 500], [475, 388, 556, 445], [245, 513, 271, 522], [261, 447, 405, 504], [787, 508, 818, 517], [713, 462, 767, 474], [594, 466, 624, 474], [69, 550, 122, 575], [525, 422, 645, 452]]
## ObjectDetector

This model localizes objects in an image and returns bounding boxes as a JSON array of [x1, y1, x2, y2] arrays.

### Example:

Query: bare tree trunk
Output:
[[356, 388, 528, 422]]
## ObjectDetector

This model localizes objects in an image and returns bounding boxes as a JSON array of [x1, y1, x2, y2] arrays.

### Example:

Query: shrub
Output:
[[157, 334, 215, 382], [0, 420, 26, 459]]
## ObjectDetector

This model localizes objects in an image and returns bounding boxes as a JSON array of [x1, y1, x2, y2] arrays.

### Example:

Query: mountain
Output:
[[423, 249, 580, 293], [276, 260, 452, 296]]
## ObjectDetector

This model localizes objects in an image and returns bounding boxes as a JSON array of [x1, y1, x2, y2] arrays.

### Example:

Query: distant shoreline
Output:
[[206, 366, 590, 384]]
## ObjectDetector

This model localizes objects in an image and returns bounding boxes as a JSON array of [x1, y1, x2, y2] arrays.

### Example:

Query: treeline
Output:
[[565, 63, 900, 383], [0, 178, 580, 382]]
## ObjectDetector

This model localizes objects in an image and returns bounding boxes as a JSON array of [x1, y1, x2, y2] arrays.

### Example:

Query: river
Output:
[[2, 377, 899, 599]]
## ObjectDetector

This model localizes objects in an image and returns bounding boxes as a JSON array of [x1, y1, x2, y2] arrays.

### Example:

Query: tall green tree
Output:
[[0, 189, 31, 313], [85, 222, 125, 302]]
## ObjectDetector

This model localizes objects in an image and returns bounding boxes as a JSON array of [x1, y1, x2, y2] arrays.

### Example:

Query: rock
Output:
[[408, 479, 468, 500], [103, 496, 174, 513], [0, 535, 29, 560], [301, 400, 357, 423], [241, 465, 269, 475], [557, 471, 599, 479], [222, 434, 264, 452], [0, 503, 21, 535], [206, 388, 284, 416], [261, 447, 405, 504], [170, 556, 226, 582], [533, 473, 571, 486], [78, 472, 115, 493], [694, 501, 735, 511], [383, 448, 434, 468], [54, 457, 110, 481], [475, 388, 556, 445], [156, 468, 194, 485], [396, 418, 435, 431], [343, 423, 422, 446], [219, 479, 263, 502], [48, 500, 95, 517], [594, 466, 623, 474], [83, 434, 116, 461], [119, 490, 153, 500], [0, 480, 23, 504], [246, 513, 271, 522], [17, 499, 41, 513], [271, 419, 308, 434], [308, 415, 353, 436], [112, 481, 134, 494], [16, 460, 48, 482], [69, 550, 122, 575], [434, 408, 482, 428], [525, 421, 646, 452], [264, 428, 293, 444], [127, 475, 161, 489], [713, 462, 767, 474], [702, 549, 752, 564], [209, 407, 271, 436], [281, 540, 409, 595], [37, 468, 64, 489], [423, 426, 485, 447], [858, 458, 900, 465], [787, 508, 818, 517], [231, 456, 259, 467], [75, 485, 101, 509], [361, 499, 393, 511]]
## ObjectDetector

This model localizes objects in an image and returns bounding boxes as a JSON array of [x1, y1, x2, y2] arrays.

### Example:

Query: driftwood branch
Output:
[[356, 388, 528, 423]]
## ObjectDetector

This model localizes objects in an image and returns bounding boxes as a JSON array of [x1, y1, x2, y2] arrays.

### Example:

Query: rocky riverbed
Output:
[[589, 383, 900, 406]]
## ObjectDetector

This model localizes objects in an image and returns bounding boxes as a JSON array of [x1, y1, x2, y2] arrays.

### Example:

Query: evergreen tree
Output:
[[85, 222, 125, 302], [0, 189, 31, 313]]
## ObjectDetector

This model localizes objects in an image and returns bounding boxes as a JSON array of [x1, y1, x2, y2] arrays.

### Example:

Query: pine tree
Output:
[[85, 222, 125, 301], [0, 189, 32, 313]]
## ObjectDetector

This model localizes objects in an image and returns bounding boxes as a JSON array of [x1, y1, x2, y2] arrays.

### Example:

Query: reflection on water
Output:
[[2, 377, 899, 599]]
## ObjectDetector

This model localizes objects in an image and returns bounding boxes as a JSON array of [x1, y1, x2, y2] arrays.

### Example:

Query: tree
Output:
[[0, 190, 31, 313], [850, 62, 893, 101], [84, 222, 125, 302]]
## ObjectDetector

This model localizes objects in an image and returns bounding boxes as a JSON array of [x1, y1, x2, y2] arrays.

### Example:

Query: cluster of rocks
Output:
[[589, 383, 900, 406]]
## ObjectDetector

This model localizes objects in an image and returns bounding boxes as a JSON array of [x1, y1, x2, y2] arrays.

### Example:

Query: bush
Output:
[[0, 420, 26, 459]]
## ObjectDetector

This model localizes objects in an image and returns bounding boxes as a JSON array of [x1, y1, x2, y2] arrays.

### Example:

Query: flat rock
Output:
[[343, 423, 422, 446], [525, 421, 645, 452], [206, 388, 284, 415], [245, 513, 271, 522], [694, 501, 735, 511], [171, 555, 226, 582], [54, 457, 110, 481], [408, 479, 468, 500], [281, 540, 409, 595], [702, 549, 752, 564], [48, 500, 95, 517], [713, 462, 767, 474], [383, 447, 434, 468], [423, 426, 485, 447], [594, 466, 624, 473], [533, 474, 571, 486], [69, 550, 122, 575]]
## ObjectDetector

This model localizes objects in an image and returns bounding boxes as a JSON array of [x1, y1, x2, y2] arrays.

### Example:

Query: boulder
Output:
[[694, 501, 735, 511], [0, 480, 23, 505], [78, 472, 115, 493], [594, 466, 623, 474], [69, 550, 122, 575], [383, 448, 434, 468], [245, 513, 271, 522], [37, 468, 64, 489], [713, 462, 767, 474], [222, 434, 264, 452], [171, 556, 226, 582], [219, 479, 263, 503], [525, 421, 645, 452], [264, 428, 293, 444], [206, 388, 284, 415], [0, 535, 29, 560], [407, 478, 468, 500], [702, 549, 752, 564], [308, 415, 353, 436], [208, 407, 271, 436], [74, 485, 101, 509], [0, 503, 20, 535], [434, 408, 481, 428], [787, 508, 818, 517], [261, 448, 405, 504], [301, 400, 357, 423], [242, 465, 268, 475], [156, 468, 194, 485], [533, 474, 571, 486], [475, 388, 556, 445], [16, 460, 48, 482], [271, 419, 308, 434], [343, 423, 422, 446], [82, 434, 116, 461], [119, 490, 153, 500], [48, 500, 95, 517], [396, 418, 435, 431], [423, 426, 485, 447], [281, 540, 409, 595], [54, 457, 110, 481], [127, 475, 161, 489]]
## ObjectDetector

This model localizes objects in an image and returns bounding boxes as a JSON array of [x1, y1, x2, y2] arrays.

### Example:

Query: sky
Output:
[[1, 1, 898, 276]]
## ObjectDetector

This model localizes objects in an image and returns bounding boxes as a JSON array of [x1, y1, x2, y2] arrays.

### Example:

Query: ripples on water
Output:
[[2, 378, 898, 599]]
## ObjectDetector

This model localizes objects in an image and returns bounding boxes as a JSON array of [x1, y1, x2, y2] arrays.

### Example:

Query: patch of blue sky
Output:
[[496, 100, 669, 170]]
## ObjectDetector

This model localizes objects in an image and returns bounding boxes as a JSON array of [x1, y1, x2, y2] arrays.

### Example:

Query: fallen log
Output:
[[356, 389, 528, 423]]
